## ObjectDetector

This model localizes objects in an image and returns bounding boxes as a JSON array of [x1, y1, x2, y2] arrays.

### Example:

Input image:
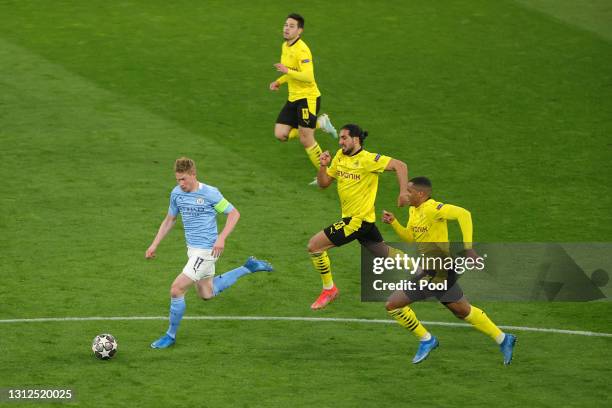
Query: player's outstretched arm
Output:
[[384, 158, 409, 206], [212, 208, 240, 258], [317, 150, 334, 188], [145, 214, 177, 259], [439, 204, 474, 250]]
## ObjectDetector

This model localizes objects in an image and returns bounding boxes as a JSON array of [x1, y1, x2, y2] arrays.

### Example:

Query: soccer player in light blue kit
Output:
[[146, 157, 273, 349]]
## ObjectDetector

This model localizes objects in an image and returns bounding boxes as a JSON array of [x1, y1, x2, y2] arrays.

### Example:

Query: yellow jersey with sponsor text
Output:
[[391, 198, 473, 256], [326, 149, 391, 223]]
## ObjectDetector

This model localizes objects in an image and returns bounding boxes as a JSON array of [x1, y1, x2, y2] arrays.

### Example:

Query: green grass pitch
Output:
[[0, 1, 610, 407]]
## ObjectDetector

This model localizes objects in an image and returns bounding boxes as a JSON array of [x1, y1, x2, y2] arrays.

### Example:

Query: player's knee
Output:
[[200, 294, 214, 301], [385, 291, 410, 311], [450, 306, 470, 319], [385, 298, 405, 311], [307, 239, 320, 254], [298, 130, 314, 145], [170, 285, 184, 298], [455, 310, 469, 320]]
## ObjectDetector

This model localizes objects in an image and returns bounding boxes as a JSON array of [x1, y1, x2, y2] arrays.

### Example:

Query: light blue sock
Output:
[[213, 266, 250, 296], [166, 296, 185, 339]]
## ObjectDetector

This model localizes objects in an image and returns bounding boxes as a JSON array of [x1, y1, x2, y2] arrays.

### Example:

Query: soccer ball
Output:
[[91, 334, 118, 360]]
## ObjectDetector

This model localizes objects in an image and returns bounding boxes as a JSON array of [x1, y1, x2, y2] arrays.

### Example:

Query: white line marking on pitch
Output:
[[0, 316, 610, 338]]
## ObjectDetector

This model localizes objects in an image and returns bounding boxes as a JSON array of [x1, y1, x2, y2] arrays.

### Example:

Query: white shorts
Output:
[[182, 247, 216, 281]]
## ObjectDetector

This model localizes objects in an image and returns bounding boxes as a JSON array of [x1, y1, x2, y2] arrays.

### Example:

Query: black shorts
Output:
[[276, 96, 321, 129], [323, 217, 383, 247], [403, 269, 464, 303]]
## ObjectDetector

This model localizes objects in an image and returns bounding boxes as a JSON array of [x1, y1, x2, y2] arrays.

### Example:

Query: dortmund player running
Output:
[[269, 13, 338, 176], [145, 157, 273, 349], [308, 124, 408, 309], [382, 177, 516, 365]]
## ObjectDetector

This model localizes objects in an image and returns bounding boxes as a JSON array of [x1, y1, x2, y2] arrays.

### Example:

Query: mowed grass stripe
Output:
[[512, 0, 612, 41], [0, 36, 360, 320]]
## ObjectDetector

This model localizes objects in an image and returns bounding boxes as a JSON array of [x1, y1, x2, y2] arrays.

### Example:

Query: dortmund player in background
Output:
[[308, 124, 408, 309], [382, 177, 516, 365], [269, 13, 338, 179]]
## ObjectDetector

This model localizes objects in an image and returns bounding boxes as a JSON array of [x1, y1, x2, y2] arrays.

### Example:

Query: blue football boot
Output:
[[151, 334, 175, 349], [500, 334, 516, 365], [412, 336, 439, 364], [244, 256, 274, 273]]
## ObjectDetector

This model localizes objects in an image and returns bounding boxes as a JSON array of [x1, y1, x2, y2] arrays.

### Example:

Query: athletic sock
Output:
[[288, 128, 300, 140], [311, 251, 333, 289], [305, 142, 323, 169], [212, 266, 251, 296], [388, 306, 430, 340], [464, 305, 505, 344], [166, 296, 186, 339]]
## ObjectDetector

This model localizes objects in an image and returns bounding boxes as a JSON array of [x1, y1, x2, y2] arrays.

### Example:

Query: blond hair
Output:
[[174, 157, 196, 175]]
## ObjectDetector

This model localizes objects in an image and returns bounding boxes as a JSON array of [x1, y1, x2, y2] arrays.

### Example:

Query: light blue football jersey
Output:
[[168, 183, 234, 249]]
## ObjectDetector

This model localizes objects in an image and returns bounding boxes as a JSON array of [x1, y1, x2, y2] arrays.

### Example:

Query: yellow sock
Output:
[[388, 306, 429, 340], [464, 305, 504, 344], [305, 142, 322, 169], [288, 128, 299, 140], [310, 251, 333, 289]]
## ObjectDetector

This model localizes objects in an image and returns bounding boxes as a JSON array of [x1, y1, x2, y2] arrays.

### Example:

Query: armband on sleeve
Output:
[[214, 198, 232, 214]]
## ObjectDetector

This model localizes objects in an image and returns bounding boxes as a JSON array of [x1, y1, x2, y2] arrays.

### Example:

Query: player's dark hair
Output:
[[341, 124, 369, 144], [410, 177, 432, 198], [410, 177, 432, 188], [287, 13, 304, 28]]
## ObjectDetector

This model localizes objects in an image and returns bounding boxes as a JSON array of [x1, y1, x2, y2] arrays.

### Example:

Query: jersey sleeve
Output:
[[286, 47, 315, 83], [276, 74, 288, 85], [363, 152, 392, 173], [168, 192, 179, 216], [207, 187, 235, 215], [433, 203, 473, 249], [390, 218, 414, 242]]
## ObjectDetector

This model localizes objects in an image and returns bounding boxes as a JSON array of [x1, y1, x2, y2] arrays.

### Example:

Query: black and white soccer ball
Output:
[[91, 334, 118, 360]]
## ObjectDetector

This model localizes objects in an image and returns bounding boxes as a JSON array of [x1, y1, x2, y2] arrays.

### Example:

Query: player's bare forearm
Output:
[[146, 215, 176, 258], [212, 208, 240, 258], [317, 167, 333, 188], [218, 208, 240, 241], [317, 150, 334, 188], [153, 216, 176, 245], [386, 158, 408, 191], [385, 158, 408, 206]]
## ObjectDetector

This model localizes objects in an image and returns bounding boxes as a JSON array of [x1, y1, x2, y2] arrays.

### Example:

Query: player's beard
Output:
[[342, 145, 356, 155]]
